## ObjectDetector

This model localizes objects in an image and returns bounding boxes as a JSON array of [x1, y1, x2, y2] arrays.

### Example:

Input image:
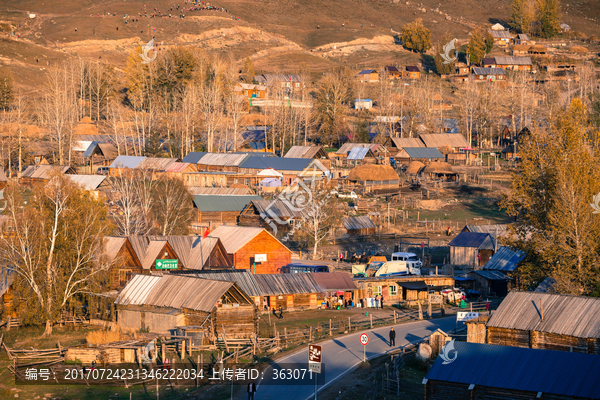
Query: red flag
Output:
[[203, 227, 210, 239], [485, 299, 490, 310]]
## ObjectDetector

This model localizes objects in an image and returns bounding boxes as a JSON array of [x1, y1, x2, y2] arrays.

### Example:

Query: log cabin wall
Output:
[[487, 327, 530, 348], [233, 230, 291, 274], [214, 305, 256, 339]]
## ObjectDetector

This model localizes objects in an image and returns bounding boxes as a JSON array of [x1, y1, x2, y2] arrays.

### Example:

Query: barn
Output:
[[343, 216, 377, 236], [210, 226, 292, 274], [193, 194, 261, 227], [424, 341, 600, 400], [254, 273, 323, 311], [448, 232, 496, 269], [115, 274, 257, 339]]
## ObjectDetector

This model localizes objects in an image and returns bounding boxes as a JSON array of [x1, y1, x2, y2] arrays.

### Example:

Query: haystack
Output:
[[422, 161, 453, 174], [528, 44, 547, 54], [406, 161, 425, 175], [570, 46, 588, 53], [348, 164, 398, 182], [512, 44, 529, 52], [438, 145, 453, 155], [80, 116, 93, 124]]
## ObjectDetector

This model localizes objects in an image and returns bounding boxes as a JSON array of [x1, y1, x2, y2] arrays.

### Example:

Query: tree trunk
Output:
[[43, 319, 53, 337]]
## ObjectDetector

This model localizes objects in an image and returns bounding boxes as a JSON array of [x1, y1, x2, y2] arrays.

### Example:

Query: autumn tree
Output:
[[510, 0, 535, 34], [315, 68, 353, 146], [401, 19, 432, 53], [151, 176, 194, 236], [0, 176, 114, 336], [241, 57, 255, 84], [537, 0, 561, 38], [109, 171, 155, 236], [467, 29, 487, 64], [434, 33, 456, 75], [501, 98, 600, 294], [484, 31, 495, 54], [295, 188, 341, 259], [0, 67, 13, 110]]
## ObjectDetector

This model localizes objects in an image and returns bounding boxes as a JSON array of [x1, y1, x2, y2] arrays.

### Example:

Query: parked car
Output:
[[97, 166, 110, 175], [338, 191, 358, 199]]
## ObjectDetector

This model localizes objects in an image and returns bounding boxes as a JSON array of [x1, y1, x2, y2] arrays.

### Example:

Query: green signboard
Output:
[[156, 259, 178, 270]]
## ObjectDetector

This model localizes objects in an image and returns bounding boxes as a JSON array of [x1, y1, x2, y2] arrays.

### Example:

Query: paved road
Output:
[[249, 316, 457, 400]]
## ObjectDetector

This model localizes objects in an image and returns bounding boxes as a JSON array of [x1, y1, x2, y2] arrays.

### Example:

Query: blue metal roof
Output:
[[347, 147, 371, 160], [358, 69, 376, 74], [448, 232, 495, 249], [240, 156, 314, 172], [241, 126, 270, 141], [109, 156, 146, 169], [403, 147, 444, 159], [426, 341, 600, 399], [182, 152, 208, 164], [193, 195, 262, 212], [471, 270, 513, 280], [483, 247, 525, 271]]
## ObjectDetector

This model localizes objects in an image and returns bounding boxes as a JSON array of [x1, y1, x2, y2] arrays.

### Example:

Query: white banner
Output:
[[457, 312, 479, 322]]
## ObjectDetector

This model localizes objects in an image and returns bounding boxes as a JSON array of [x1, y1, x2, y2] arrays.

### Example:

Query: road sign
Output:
[[457, 312, 479, 322], [308, 344, 322, 374], [156, 259, 178, 270], [360, 333, 369, 346]]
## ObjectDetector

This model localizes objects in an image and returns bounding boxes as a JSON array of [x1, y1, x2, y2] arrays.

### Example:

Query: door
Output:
[[310, 294, 317, 307], [287, 295, 294, 310]]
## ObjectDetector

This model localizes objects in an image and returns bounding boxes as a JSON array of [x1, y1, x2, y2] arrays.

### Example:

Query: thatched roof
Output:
[[438, 145, 453, 155], [512, 44, 530, 52], [422, 161, 454, 174], [528, 45, 547, 53], [406, 161, 425, 174], [348, 164, 398, 182], [570, 46, 588, 53]]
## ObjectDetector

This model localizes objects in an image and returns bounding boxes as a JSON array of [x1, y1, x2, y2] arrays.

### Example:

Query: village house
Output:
[[20, 165, 76, 187], [403, 66, 420, 79], [419, 133, 469, 153], [65, 175, 110, 200], [472, 67, 506, 81], [254, 273, 323, 311], [356, 69, 379, 83], [284, 145, 331, 169], [108, 156, 180, 177], [511, 44, 530, 55], [238, 156, 329, 186], [449, 231, 496, 269], [192, 194, 262, 228], [528, 44, 548, 55], [488, 29, 512, 46], [372, 116, 404, 138], [332, 143, 386, 167], [454, 62, 470, 75], [343, 216, 377, 236], [466, 270, 513, 297], [234, 82, 267, 99], [83, 142, 118, 170], [194, 153, 249, 172], [354, 98, 373, 110], [424, 341, 600, 400], [347, 164, 399, 192], [210, 225, 292, 274], [513, 33, 531, 45], [238, 199, 306, 234], [352, 275, 455, 305], [311, 273, 358, 307], [468, 291, 600, 355], [494, 56, 533, 71], [395, 147, 444, 164], [481, 58, 496, 68], [383, 65, 401, 79], [255, 74, 304, 93], [115, 274, 257, 339], [383, 137, 425, 157], [462, 224, 510, 242]]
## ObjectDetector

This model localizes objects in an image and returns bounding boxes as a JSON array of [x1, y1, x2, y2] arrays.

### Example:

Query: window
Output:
[[245, 179, 249, 185], [389, 286, 397, 296], [373, 286, 382, 296], [235, 179, 239, 184]]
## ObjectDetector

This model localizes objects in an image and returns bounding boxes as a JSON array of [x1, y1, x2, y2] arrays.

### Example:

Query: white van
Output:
[[391, 252, 423, 270], [375, 261, 421, 277]]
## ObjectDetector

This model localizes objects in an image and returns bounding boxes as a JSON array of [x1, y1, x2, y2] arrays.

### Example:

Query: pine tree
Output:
[[537, 0, 561, 38], [242, 57, 255, 84], [484, 31, 495, 54], [510, 0, 532, 34], [0, 67, 13, 110], [144, 130, 164, 157], [401, 19, 432, 53], [467, 30, 486, 65]]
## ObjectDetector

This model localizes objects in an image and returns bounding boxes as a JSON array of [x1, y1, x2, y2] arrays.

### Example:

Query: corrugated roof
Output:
[[146, 235, 222, 270], [254, 273, 322, 295], [448, 232, 495, 249], [336, 143, 374, 155], [473, 67, 507, 75], [248, 199, 306, 219], [358, 69, 376, 74], [347, 147, 372, 160], [390, 138, 424, 149], [66, 174, 107, 190], [284, 146, 327, 159], [182, 152, 208, 164], [109, 156, 146, 169], [343, 216, 376, 230], [240, 156, 321, 172], [419, 134, 468, 148], [495, 56, 532, 65], [173, 269, 262, 297], [21, 165, 73, 179], [137, 157, 178, 171], [489, 30, 512, 39], [193, 195, 261, 212], [471, 270, 513, 280], [197, 153, 248, 167], [165, 162, 195, 172], [241, 126, 269, 142], [103, 237, 128, 261], [464, 224, 509, 237], [211, 225, 289, 254], [403, 147, 444, 159], [487, 291, 600, 338], [311, 273, 357, 291], [534, 277, 556, 293], [425, 341, 600, 399], [188, 187, 252, 196], [115, 274, 236, 312], [483, 247, 525, 271]]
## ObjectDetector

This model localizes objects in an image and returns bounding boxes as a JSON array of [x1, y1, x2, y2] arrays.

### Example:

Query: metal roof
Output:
[[248, 199, 306, 219], [534, 277, 556, 293], [448, 232, 495, 249], [347, 147, 372, 160], [241, 126, 269, 142], [495, 56, 532, 65], [66, 174, 107, 190], [483, 247, 525, 271], [210, 225, 268, 254], [240, 156, 317, 172], [197, 153, 248, 167], [172, 269, 262, 297], [482, 57, 496, 65], [358, 69, 376, 74], [472, 67, 507, 75], [21, 165, 73, 179], [182, 152, 208, 164], [385, 66, 399, 72], [343, 216, 376, 230], [115, 274, 237, 312], [425, 341, 600, 399], [254, 273, 322, 295], [336, 143, 375, 155], [419, 134, 468, 148], [103, 237, 128, 261], [390, 138, 424, 149], [165, 162, 195, 172], [137, 157, 178, 171], [147, 235, 223, 270], [463, 224, 509, 237], [403, 147, 444, 159], [284, 146, 327, 159], [405, 66, 420, 72], [109, 156, 146, 169], [188, 187, 252, 196], [471, 270, 513, 280], [487, 291, 600, 338], [488, 30, 512, 39], [311, 273, 357, 291], [193, 195, 262, 212]]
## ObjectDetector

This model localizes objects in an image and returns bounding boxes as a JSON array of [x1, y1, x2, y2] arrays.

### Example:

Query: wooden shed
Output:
[[254, 274, 322, 311], [466, 270, 513, 297], [483, 291, 600, 354], [352, 275, 455, 305], [448, 232, 496, 270], [343, 216, 377, 236], [347, 164, 399, 191], [424, 341, 600, 400], [19, 165, 76, 186], [115, 274, 257, 339], [192, 194, 262, 227], [238, 199, 305, 235], [210, 226, 292, 274]]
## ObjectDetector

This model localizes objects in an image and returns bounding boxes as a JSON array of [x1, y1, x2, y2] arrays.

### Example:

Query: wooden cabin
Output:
[[254, 274, 323, 311], [210, 226, 292, 274], [472, 67, 506, 81], [384, 137, 425, 157], [238, 199, 305, 235], [192, 194, 262, 227], [418, 133, 469, 153], [352, 275, 455, 305], [115, 274, 257, 339], [396, 147, 444, 164], [356, 69, 379, 83], [19, 165, 76, 187], [284, 146, 331, 169], [66, 175, 110, 200], [234, 82, 267, 99], [403, 66, 420, 79], [347, 164, 399, 192], [383, 66, 401, 79], [467, 270, 513, 297], [488, 29, 511, 45], [477, 291, 600, 354], [104, 237, 143, 290], [424, 341, 600, 400], [494, 56, 532, 71], [343, 216, 376, 236], [448, 231, 496, 269]]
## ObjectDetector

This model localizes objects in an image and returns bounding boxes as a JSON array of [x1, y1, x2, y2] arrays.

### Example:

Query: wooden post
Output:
[[348, 317, 351, 332], [161, 340, 166, 363], [196, 354, 200, 388], [329, 319, 332, 336], [470, 303, 473, 312], [181, 339, 186, 359], [394, 311, 397, 324], [418, 301, 423, 320], [370, 313, 373, 329], [221, 327, 229, 353], [309, 326, 312, 342], [428, 299, 432, 318]]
